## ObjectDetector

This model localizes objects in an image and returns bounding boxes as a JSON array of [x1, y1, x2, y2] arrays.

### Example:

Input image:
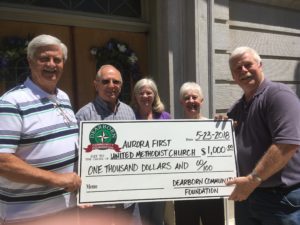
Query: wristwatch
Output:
[[251, 170, 263, 183]]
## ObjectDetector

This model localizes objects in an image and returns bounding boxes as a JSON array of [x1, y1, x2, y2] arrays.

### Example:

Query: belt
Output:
[[257, 183, 300, 194]]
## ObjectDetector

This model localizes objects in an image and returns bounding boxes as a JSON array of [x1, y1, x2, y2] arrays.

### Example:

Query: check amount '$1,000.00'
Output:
[[78, 120, 237, 205]]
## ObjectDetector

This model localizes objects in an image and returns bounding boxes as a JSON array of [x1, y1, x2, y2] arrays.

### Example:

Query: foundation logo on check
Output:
[[89, 124, 117, 144], [84, 124, 121, 152]]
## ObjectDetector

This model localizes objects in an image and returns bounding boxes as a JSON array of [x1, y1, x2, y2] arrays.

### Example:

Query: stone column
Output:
[[149, 0, 214, 118]]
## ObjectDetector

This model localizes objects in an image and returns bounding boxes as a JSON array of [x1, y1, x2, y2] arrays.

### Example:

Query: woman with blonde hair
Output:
[[132, 78, 171, 120], [132, 78, 171, 225]]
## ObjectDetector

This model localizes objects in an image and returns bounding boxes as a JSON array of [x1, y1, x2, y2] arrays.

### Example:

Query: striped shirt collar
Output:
[[25, 77, 59, 100]]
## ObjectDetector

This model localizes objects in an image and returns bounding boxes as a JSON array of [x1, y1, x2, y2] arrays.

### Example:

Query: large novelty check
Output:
[[77, 120, 237, 205]]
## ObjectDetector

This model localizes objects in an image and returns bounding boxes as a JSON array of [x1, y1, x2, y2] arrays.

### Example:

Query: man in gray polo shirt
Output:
[[226, 47, 300, 225], [76, 64, 135, 121], [76, 64, 138, 221]]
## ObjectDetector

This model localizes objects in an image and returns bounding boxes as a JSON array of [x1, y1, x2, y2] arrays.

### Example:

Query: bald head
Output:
[[96, 65, 123, 83], [94, 64, 123, 109]]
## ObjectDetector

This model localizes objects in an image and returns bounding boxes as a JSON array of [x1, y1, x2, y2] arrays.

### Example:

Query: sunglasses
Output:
[[98, 79, 122, 85], [49, 97, 73, 127]]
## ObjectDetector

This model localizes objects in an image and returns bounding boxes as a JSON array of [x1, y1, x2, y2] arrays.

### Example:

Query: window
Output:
[[0, 0, 142, 18]]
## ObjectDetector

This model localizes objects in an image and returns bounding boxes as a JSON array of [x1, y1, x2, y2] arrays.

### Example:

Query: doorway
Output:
[[0, 20, 148, 111]]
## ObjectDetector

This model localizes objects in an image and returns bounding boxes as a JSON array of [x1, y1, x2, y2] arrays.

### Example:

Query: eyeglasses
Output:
[[54, 103, 72, 127], [97, 79, 122, 85]]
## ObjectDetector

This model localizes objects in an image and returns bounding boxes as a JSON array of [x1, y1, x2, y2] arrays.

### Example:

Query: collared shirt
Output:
[[76, 96, 135, 121], [227, 78, 300, 187], [76, 96, 135, 209], [0, 78, 78, 223]]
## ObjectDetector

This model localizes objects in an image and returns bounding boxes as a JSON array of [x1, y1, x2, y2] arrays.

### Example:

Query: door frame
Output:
[[0, 1, 150, 32]]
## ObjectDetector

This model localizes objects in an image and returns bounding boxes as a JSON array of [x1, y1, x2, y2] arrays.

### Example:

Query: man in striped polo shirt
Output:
[[0, 34, 81, 224]]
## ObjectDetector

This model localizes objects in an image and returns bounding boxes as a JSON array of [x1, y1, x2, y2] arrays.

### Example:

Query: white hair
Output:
[[27, 34, 68, 61], [229, 46, 261, 68], [179, 82, 203, 100]]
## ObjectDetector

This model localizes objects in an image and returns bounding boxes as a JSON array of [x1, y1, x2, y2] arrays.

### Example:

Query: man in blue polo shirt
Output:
[[226, 46, 300, 225]]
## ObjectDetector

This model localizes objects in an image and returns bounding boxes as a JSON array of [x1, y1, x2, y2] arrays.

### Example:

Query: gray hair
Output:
[[96, 64, 123, 82], [229, 46, 261, 68], [132, 78, 165, 113], [27, 34, 68, 61], [179, 82, 204, 100]]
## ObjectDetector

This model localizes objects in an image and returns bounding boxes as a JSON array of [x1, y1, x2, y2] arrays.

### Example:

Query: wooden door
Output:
[[72, 27, 148, 110], [0, 20, 148, 111], [0, 20, 73, 100]]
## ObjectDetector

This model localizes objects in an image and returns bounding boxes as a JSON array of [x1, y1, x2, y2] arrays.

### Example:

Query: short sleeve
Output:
[[0, 100, 22, 153]]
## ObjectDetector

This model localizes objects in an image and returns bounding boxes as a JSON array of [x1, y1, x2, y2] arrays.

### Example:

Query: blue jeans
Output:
[[235, 187, 300, 225]]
